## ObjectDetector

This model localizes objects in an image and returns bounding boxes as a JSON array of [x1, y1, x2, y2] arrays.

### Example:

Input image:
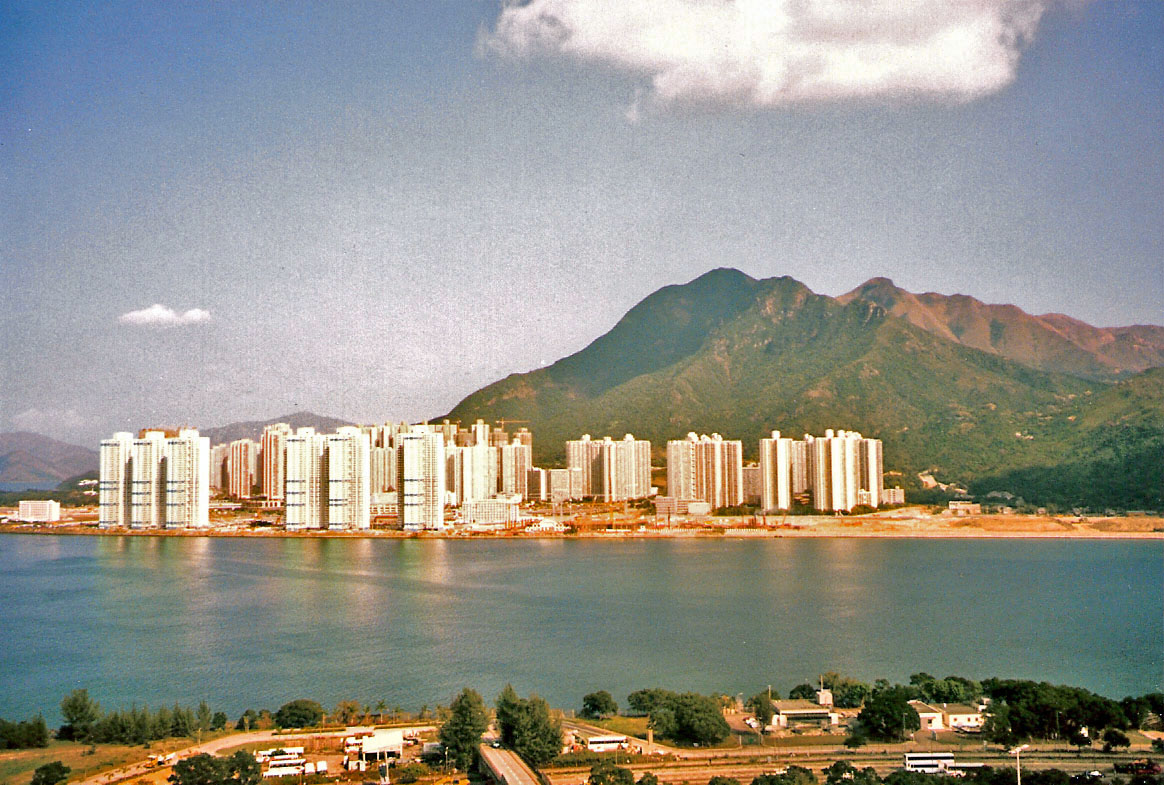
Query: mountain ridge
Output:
[[0, 432, 99, 485], [446, 268, 1163, 508], [838, 277, 1164, 379]]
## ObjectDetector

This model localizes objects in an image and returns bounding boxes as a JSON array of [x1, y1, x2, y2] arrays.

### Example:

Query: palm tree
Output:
[[375, 700, 387, 725]]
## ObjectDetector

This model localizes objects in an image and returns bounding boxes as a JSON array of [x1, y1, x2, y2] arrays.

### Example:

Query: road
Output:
[[74, 725, 436, 785], [479, 744, 542, 785]]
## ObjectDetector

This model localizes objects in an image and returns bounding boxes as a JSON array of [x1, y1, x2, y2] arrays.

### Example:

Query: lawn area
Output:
[[585, 717, 651, 738], [0, 739, 182, 785]]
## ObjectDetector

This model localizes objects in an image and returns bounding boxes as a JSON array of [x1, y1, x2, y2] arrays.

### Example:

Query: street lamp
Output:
[[1010, 743, 1030, 785]]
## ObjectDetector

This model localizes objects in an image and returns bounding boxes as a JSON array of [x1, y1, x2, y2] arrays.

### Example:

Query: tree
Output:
[[439, 688, 489, 771], [1068, 731, 1091, 753], [647, 707, 677, 740], [196, 702, 213, 732], [496, 685, 523, 748], [30, 762, 70, 785], [1, 716, 50, 749], [844, 733, 867, 749], [1102, 728, 1130, 753], [510, 695, 562, 767], [638, 774, 659, 785], [825, 762, 859, 785], [627, 689, 671, 716], [589, 762, 634, 785], [235, 710, 257, 731], [856, 686, 920, 741], [273, 700, 323, 729], [168, 752, 259, 785], [983, 705, 1017, 746], [581, 691, 619, 720], [60, 689, 102, 741], [789, 685, 817, 701], [333, 700, 362, 726], [671, 693, 730, 746], [746, 693, 774, 729], [211, 712, 228, 731]]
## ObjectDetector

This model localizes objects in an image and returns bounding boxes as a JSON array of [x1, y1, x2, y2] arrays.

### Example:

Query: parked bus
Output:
[[904, 752, 956, 774]]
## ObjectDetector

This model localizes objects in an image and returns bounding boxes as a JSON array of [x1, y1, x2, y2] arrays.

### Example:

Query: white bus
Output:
[[903, 752, 956, 774]]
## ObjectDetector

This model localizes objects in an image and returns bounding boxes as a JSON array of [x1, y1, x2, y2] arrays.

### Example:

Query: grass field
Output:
[[0, 739, 190, 785], [585, 717, 651, 738]]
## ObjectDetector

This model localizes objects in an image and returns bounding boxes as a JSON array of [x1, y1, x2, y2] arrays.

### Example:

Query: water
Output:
[[0, 481, 60, 492], [0, 535, 1160, 725]]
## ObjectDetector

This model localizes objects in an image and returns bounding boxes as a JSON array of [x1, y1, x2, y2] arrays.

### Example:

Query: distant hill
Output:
[[199, 412, 352, 445], [446, 268, 1163, 508], [839, 277, 1164, 380], [0, 432, 99, 485]]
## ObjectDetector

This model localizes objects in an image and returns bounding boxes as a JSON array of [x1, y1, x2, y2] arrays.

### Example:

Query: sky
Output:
[[2, 0, 1162, 448]]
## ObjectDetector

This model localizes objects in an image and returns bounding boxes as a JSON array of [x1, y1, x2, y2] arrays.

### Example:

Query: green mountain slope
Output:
[[447, 270, 1164, 508], [970, 368, 1164, 509]]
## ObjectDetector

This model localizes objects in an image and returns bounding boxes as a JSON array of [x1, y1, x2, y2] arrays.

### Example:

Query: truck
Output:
[[1113, 760, 1160, 775]]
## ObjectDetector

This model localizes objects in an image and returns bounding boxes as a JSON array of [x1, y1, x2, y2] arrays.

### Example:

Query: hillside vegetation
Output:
[[446, 269, 1163, 509]]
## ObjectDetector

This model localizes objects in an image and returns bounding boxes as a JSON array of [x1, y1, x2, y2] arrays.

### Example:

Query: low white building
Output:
[[942, 703, 985, 730], [345, 729, 404, 761], [18, 500, 60, 522], [768, 700, 840, 729], [525, 518, 567, 533], [909, 700, 945, 731], [461, 495, 521, 526]]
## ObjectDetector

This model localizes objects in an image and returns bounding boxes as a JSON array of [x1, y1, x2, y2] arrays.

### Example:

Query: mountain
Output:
[[199, 412, 352, 445], [838, 277, 1164, 380], [446, 269, 1163, 508], [0, 433, 99, 485]]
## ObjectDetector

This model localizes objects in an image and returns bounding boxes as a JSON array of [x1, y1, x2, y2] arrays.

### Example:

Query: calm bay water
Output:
[[1, 535, 1160, 723]]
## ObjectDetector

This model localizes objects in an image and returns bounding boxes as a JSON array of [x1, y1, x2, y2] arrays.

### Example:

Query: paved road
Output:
[[479, 744, 541, 785], [75, 725, 436, 785]]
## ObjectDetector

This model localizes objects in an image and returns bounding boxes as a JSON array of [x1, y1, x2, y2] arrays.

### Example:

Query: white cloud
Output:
[[118, 304, 212, 327], [482, 0, 1049, 108]]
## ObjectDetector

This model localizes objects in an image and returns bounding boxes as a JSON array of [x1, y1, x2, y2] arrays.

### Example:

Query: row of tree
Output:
[[0, 715, 49, 749], [436, 685, 565, 770], [602, 673, 1162, 747], [57, 689, 228, 745], [980, 679, 1164, 746], [626, 689, 732, 746]]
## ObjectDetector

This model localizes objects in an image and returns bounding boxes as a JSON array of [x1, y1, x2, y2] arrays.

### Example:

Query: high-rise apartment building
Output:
[[370, 445, 396, 494], [498, 438, 532, 499], [100, 429, 208, 528], [566, 435, 603, 497], [600, 434, 652, 502], [567, 434, 651, 501], [164, 429, 210, 528], [759, 430, 795, 511], [805, 429, 882, 512], [99, 432, 134, 528], [285, 427, 327, 529], [327, 427, 370, 530], [260, 423, 292, 501], [397, 430, 446, 530], [667, 433, 743, 509], [228, 438, 259, 499], [209, 443, 230, 490], [131, 431, 167, 528], [547, 467, 583, 503]]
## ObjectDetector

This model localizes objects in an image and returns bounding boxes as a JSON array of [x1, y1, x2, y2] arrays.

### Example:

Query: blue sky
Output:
[[2, 0, 1162, 446]]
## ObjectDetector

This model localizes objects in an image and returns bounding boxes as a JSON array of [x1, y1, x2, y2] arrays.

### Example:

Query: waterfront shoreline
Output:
[[2, 515, 1161, 540]]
